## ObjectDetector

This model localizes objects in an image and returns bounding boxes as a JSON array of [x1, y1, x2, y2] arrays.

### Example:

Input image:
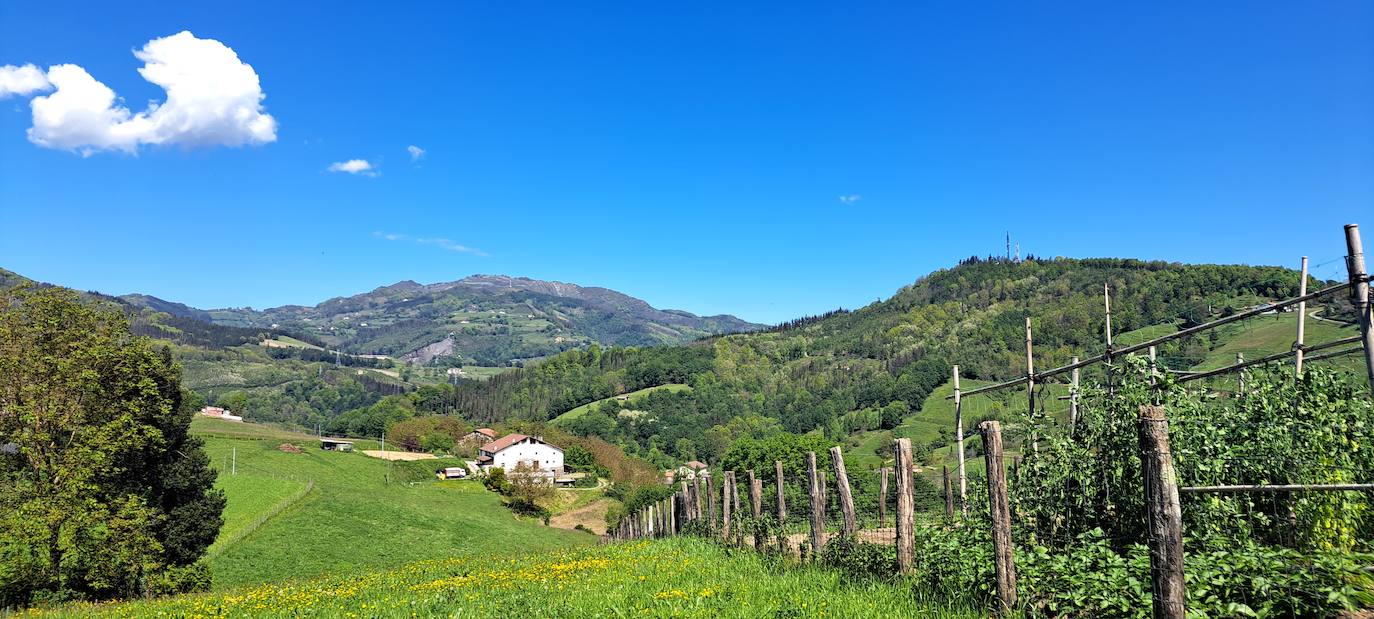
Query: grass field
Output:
[[552, 383, 693, 423], [189, 418, 589, 590], [50, 538, 979, 618]]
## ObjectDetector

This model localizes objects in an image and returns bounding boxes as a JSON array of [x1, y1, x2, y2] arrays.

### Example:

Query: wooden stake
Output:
[[1106, 283, 1116, 396], [1344, 224, 1374, 392], [707, 473, 718, 528], [692, 476, 704, 521], [981, 421, 1017, 613], [943, 465, 954, 520], [878, 467, 889, 525], [680, 481, 690, 522], [1025, 317, 1037, 453], [953, 364, 968, 516], [894, 438, 916, 574], [1295, 256, 1309, 378], [1069, 356, 1080, 430], [722, 471, 734, 540], [747, 470, 761, 517], [1138, 406, 1186, 619], [806, 452, 825, 556], [829, 446, 857, 535], [775, 460, 787, 525], [1237, 352, 1245, 395]]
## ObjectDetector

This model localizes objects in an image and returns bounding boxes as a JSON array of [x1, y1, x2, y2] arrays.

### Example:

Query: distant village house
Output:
[[199, 406, 243, 422], [320, 438, 355, 452]]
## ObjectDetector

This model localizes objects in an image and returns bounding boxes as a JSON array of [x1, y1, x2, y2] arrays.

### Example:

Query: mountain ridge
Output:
[[31, 270, 766, 366]]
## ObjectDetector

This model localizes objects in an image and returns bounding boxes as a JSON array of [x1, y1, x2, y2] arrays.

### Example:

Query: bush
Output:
[[146, 562, 212, 597], [817, 535, 895, 579], [1017, 529, 1374, 618]]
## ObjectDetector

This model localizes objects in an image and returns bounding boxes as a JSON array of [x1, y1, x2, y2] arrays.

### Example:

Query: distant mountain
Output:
[[119, 274, 765, 366]]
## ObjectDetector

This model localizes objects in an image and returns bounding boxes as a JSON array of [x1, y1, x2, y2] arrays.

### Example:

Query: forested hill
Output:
[[153, 274, 763, 366], [434, 257, 1339, 467]]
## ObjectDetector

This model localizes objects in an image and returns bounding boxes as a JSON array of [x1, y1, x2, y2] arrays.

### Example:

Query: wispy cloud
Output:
[[373, 231, 487, 257], [329, 159, 377, 176], [407, 145, 425, 161], [838, 194, 861, 205]]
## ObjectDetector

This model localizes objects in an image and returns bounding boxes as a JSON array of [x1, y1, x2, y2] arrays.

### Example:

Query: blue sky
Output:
[[1, 2, 1370, 324]]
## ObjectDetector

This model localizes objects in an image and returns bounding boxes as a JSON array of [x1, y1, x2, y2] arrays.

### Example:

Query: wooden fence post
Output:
[[722, 471, 734, 540], [692, 476, 704, 521], [894, 438, 915, 574], [943, 465, 954, 520], [981, 421, 1017, 613], [879, 467, 889, 526], [1139, 406, 1186, 619], [1295, 256, 1309, 378], [775, 460, 787, 525], [829, 446, 857, 535], [707, 473, 718, 529], [751, 476, 765, 549], [680, 481, 691, 524], [748, 470, 762, 517], [1345, 224, 1374, 392], [953, 364, 968, 517], [807, 452, 825, 556], [1070, 357, 1080, 431]]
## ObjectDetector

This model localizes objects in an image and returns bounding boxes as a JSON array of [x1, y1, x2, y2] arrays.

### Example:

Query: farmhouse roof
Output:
[[684, 460, 708, 470], [474, 428, 496, 438], [481, 433, 529, 454]]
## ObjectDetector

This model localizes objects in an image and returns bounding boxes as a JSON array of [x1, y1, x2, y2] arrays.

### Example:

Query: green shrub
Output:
[[817, 536, 895, 579]]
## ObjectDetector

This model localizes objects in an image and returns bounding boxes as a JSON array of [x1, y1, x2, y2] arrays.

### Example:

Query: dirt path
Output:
[[361, 449, 436, 461], [550, 498, 613, 535]]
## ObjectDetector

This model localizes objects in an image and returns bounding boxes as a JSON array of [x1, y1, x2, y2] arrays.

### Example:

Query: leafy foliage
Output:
[[0, 287, 224, 607]]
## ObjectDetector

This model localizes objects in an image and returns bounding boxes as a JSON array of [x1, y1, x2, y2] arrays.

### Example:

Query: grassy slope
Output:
[[57, 538, 978, 618], [191, 418, 588, 590], [552, 383, 693, 423]]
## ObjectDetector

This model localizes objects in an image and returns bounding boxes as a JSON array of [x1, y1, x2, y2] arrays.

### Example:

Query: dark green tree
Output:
[[0, 288, 225, 607]]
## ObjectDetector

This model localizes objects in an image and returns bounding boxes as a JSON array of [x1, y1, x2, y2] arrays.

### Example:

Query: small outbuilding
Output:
[[320, 438, 355, 452]]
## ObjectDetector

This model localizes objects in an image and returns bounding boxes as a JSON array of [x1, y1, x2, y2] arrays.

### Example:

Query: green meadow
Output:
[[190, 418, 589, 590]]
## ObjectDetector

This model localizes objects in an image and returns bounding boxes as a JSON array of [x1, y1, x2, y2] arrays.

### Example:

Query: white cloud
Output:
[[418, 237, 487, 256], [328, 159, 377, 176], [838, 194, 862, 204], [26, 31, 276, 154], [374, 231, 487, 257], [407, 145, 425, 161], [0, 64, 50, 98]]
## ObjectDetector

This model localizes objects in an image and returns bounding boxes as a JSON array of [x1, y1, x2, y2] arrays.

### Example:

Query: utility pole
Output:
[[1345, 224, 1374, 392]]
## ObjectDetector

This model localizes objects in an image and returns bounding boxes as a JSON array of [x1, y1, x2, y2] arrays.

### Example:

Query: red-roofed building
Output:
[[478, 434, 564, 475], [460, 427, 497, 447]]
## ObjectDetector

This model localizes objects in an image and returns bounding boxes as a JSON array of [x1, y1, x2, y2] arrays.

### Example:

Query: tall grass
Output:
[[41, 538, 979, 618]]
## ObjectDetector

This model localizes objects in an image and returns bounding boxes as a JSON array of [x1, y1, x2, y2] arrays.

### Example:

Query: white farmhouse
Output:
[[477, 433, 564, 476]]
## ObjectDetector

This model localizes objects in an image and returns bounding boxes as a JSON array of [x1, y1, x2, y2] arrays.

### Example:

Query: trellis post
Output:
[[806, 451, 825, 556], [981, 421, 1017, 613], [1138, 406, 1185, 619], [1295, 256, 1309, 378], [829, 446, 856, 535], [1344, 224, 1374, 392], [894, 438, 915, 573], [953, 364, 968, 516], [775, 460, 787, 525], [879, 467, 889, 525]]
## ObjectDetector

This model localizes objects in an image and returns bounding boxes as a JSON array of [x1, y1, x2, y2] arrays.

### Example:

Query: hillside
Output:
[[188, 417, 590, 589], [162, 274, 764, 366], [432, 257, 1358, 472]]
